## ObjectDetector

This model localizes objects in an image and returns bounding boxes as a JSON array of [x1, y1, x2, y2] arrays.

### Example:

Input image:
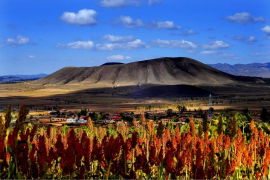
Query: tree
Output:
[[146, 105, 152, 111], [177, 105, 187, 116], [242, 108, 252, 122], [166, 109, 173, 117], [208, 107, 214, 114], [89, 112, 101, 121], [242, 108, 249, 115], [235, 112, 250, 134], [172, 117, 179, 122], [197, 108, 204, 117], [145, 112, 150, 119], [79, 109, 87, 117]]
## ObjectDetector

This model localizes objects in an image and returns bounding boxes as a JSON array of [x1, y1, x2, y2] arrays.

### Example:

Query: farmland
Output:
[[2, 0, 269, 178], [1, 106, 270, 179]]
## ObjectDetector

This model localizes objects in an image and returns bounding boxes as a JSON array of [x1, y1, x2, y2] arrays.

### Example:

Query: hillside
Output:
[[210, 62, 270, 78], [1, 57, 270, 108], [0, 74, 47, 83], [35, 57, 265, 87]]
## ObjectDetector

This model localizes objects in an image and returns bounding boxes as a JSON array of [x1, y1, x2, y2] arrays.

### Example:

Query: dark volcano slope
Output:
[[129, 85, 211, 98], [72, 84, 212, 98], [36, 57, 265, 87]]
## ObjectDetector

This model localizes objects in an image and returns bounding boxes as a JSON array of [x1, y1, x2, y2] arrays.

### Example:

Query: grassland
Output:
[[1, 81, 270, 112]]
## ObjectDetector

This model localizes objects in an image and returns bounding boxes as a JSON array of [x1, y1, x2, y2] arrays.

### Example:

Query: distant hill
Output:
[[36, 57, 265, 87], [1, 57, 270, 101], [101, 62, 124, 66], [0, 74, 47, 83], [209, 63, 270, 78]]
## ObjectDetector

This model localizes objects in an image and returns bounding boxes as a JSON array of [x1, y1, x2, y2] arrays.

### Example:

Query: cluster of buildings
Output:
[[31, 108, 209, 127], [34, 109, 124, 126]]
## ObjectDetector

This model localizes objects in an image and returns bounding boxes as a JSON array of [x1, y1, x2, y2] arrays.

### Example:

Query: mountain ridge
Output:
[[0, 74, 47, 83], [35, 57, 265, 87], [209, 62, 270, 78]]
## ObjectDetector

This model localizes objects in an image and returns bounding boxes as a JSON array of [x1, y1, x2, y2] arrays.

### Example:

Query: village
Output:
[[27, 107, 210, 127]]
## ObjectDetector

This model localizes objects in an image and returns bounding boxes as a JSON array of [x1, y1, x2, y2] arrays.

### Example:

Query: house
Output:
[[80, 116, 88, 120], [103, 120, 116, 124], [77, 119, 87, 124], [66, 118, 88, 124], [66, 118, 77, 123], [112, 116, 122, 120], [51, 117, 66, 122]]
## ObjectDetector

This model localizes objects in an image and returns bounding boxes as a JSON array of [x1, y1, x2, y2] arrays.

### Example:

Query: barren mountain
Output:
[[0, 74, 47, 83], [36, 57, 265, 87], [209, 62, 270, 78], [1, 57, 270, 108]]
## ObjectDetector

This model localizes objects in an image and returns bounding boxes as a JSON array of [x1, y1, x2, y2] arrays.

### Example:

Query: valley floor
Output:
[[1, 82, 270, 111]]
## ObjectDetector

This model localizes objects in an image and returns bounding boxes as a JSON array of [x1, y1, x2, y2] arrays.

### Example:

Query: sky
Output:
[[0, 0, 270, 75]]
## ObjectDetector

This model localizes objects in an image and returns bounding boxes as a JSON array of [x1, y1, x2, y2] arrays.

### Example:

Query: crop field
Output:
[[2, 0, 269, 179], [1, 106, 270, 179]]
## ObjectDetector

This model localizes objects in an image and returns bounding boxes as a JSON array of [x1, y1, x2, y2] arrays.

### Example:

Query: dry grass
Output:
[[0, 82, 90, 97], [1, 81, 270, 112]]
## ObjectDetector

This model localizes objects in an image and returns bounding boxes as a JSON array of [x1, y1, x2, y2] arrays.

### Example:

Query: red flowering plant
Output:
[[1, 107, 270, 179]]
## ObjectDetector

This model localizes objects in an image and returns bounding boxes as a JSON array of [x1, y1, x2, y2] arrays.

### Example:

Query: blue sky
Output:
[[0, 0, 270, 75]]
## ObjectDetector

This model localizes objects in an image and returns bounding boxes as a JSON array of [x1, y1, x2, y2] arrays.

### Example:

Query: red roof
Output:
[[112, 116, 121, 120]]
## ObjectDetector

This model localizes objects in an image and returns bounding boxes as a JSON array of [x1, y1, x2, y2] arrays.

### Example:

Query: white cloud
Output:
[[154, 39, 197, 49], [100, 0, 162, 7], [233, 35, 257, 43], [152, 21, 180, 30], [226, 12, 265, 24], [6, 35, 30, 45], [96, 43, 119, 51], [247, 36, 257, 42], [28, 55, 36, 59], [262, 25, 270, 33], [119, 16, 144, 28], [203, 40, 230, 49], [96, 39, 146, 50], [106, 54, 132, 60], [126, 39, 146, 48], [262, 25, 270, 38], [100, 0, 139, 7], [61, 41, 94, 49], [118, 17, 182, 30], [200, 50, 216, 55], [61, 9, 97, 25], [103, 34, 134, 42]]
